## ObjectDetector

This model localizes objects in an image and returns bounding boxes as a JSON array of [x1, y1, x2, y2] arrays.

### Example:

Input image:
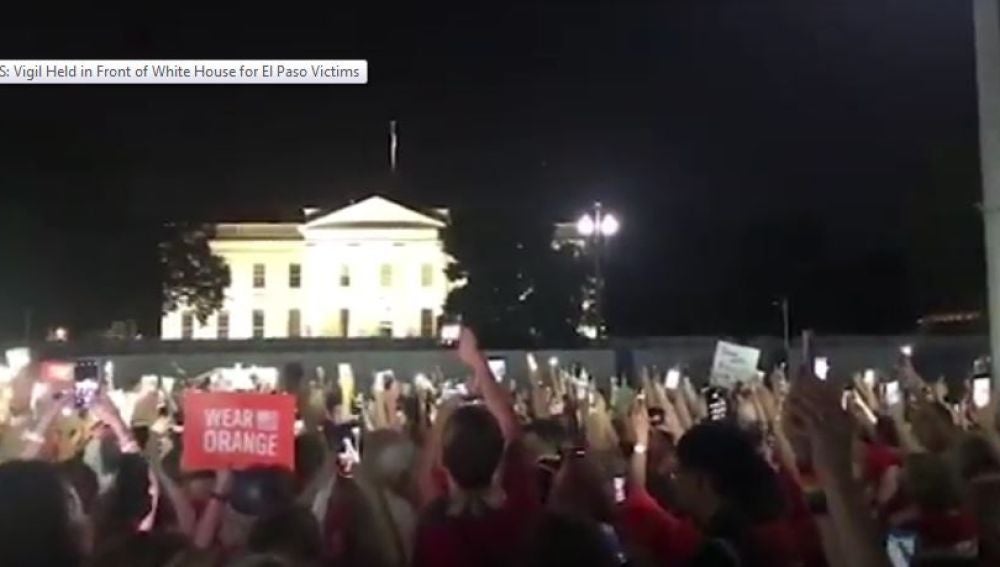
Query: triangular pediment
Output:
[[302, 195, 445, 230]]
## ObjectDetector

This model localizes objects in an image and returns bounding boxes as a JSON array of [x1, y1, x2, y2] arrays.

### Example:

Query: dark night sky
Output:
[[0, 2, 985, 340]]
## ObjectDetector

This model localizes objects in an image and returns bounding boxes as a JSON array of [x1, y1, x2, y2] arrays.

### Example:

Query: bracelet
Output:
[[633, 443, 648, 455]]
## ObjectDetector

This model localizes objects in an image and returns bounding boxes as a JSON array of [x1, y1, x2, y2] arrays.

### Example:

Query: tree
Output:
[[159, 223, 230, 324], [443, 207, 588, 347]]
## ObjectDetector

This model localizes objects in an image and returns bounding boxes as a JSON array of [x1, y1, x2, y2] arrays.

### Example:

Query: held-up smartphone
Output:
[[73, 359, 100, 410], [440, 323, 461, 345], [487, 357, 507, 382], [974, 377, 991, 409], [703, 387, 728, 421], [885, 381, 902, 407], [613, 476, 626, 504], [863, 369, 877, 389], [376, 370, 395, 391], [665, 368, 681, 390], [813, 357, 829, 381]]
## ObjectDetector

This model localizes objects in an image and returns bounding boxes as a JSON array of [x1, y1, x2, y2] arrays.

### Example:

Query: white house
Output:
[[160, 195, 451, 340]]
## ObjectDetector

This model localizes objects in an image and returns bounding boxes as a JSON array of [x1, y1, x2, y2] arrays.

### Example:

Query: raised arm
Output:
[[788, 378, 890, 567], [193, 470, 232, 549], [413, 397, 459, 509], [145, 430, 196, 536], [457, 328, 519, 441], [628, 397, 650, 492], [19, 388, 72, 460], [972, 394, 1000, 467], [90, 391, 140, 453]]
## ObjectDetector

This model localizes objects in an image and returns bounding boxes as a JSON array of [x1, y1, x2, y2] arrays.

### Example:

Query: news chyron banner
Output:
[[0, 60, 367, 84], [182, 391, 296, 471]]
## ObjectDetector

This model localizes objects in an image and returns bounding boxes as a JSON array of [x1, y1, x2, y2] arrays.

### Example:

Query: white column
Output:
[[975, 0, 1000, 380]]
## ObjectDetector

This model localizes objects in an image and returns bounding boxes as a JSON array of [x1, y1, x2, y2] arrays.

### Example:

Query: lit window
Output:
[[217, 311, 229, 340], [288, 309, 301, 338], [253, 264, 266, 289], [252, 310, 265, 338], [420, 309, 434, 338], [339, 265, 351, 287], [421, 263, 433, 287], [289, 264, 301, 288], [181, 313, 194, 339], [380, 264, 392, 287]]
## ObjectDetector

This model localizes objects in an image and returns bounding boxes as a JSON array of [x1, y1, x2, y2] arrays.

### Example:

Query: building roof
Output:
[[304, 195, 446, 230], [214, 223, 302, 241], [212, 195, 448, 241]]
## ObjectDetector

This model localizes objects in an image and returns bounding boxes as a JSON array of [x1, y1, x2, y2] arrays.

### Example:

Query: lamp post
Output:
[[576, 202, 620, 338], [975, 0, 1000, 383]]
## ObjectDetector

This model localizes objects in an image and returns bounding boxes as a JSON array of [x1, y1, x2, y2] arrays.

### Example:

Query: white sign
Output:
[[710, 341, 761, 388]]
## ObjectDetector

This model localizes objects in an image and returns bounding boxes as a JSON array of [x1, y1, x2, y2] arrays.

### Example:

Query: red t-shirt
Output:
[[775, 465, 826, 567], [616, 485, 701, 565], [917, 509, 978, 554], [865, 442, 902, 486], [412, 443, 541, 567]]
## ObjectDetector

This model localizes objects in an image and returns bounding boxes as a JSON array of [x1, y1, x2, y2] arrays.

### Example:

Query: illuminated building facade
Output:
[[161, 195, 450, 340]]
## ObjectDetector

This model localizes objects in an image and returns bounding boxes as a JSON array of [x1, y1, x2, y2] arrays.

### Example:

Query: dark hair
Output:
[[294, 432, 327, 492], [442, 404, 505, 490], [523, 513, 619, 567], [247, 505, 324, 563], [524, 418, 569, 449], [93, 453, 153, 546], [227, 553, 298, 567], [58, 456, 100, 516], [676, 421, 784, 522], [0, 460, 82, 566], [958, 434, 1000, 480], [89, 531, 190, 567], [281, 362, 305, 392], [230, 466, 296, 517], [874, 416, 900, 447], [324, 385, 343, 413]]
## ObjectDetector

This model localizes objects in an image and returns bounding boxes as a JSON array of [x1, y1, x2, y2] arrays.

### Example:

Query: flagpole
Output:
[[974, 0, 1000, 381], [389, 119, 398, 173]]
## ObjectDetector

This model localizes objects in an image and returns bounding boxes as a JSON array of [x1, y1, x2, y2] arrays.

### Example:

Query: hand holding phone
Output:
[[665, 368, 681, 390], [440, 323, 461, 345], [863, 369, 876, 389], [613, 476, 626, 504], [974, 377, 991, 409], [487, 357, 507, 382], [813, 357, 829, 381], [704, 387, 728, 421], [885, 381, 901, 407]]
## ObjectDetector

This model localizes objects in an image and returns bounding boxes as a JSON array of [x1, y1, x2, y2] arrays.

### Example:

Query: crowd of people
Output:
[[0, 328, 999, 566]]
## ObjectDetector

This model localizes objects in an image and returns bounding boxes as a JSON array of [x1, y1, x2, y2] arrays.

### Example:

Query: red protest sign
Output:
[[40, 361, 74, 384], [181, 391, 296, 472]]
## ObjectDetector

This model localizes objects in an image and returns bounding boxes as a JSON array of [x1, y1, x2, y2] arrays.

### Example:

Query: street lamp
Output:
[[576, 202, 619, 338]]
